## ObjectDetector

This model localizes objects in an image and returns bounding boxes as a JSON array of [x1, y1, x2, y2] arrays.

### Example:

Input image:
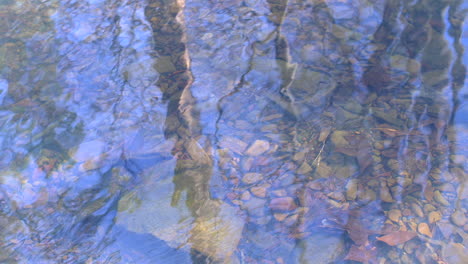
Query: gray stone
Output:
[[330, 4, 355, 20], [270, 197, 297, 211], [284, 67, 337, 119], [442, 243, 468, 264], [241, 197, 266, 216], [297, 233, 346, 264], [242, 173, 263, 185], [70, 140, 105, 162], [451, 210, 466, 227], [116, 175, 245, 261], [245, 140, 270, 156]]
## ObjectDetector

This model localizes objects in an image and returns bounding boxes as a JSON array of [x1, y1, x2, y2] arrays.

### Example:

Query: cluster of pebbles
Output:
[[217, 99, 467, 263], [218, 70, 468, 263]]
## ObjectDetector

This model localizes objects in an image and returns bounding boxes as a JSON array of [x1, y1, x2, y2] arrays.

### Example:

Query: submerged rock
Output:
[[298, 233, 346, 264], [451, 210, 466, 227], [298, 161, 313, 174], [442, 243, 468, 264], [345, 179, 358, 201], [428, 211, 442, 223], [434, 190, 450, 206], [219, 136, 248, 155], [116, 177, 245, 262], [189, 204, 245, 261], [241, 197, 266, 216], [380, 183, 394, 203], [69, 140, 106, 162], [388, 209, 402, 223], [242, 173, 263, 185], [251, 185, 269, 198], [329, 3, 355, 20], [116, 178, 192, 247], [270, 197, 297, 211], [417, 223, 432, 237], [331, 130, 349, 147], [411, 203, 424, 218], [245, 140, 270, 156], [285, 67, 337, 119]]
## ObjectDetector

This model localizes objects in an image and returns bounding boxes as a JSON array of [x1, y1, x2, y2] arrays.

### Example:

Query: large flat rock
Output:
[[116, 175, 245, 261]]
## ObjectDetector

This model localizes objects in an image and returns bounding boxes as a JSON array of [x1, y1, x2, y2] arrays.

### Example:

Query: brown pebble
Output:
[[240, 191, 251, 201], [226, 192, 238, 200], [358, 188, 376, 202], [407, 221, 418, 232], [397, 220, 407, 231], [380, 183, 394, 203], [242, 157, 254, 171], [434, 190, 450, 206], [451, 210, 466, 227], [417, 223, 432, 237], [274, 213, 288, 221], [402, 208, 412, 217], [298, 162, 313, 174], [293, 151, 306, 161], [232, 200, 242, 206], [272, 189, 287, 197], [230, 178, 239, 185], [328, 191, 345, 202], [428, 211, 442, 224], [424, 204, 436, 213], [270, 197, 297, 211], [284, 214, 299, 226], [79, 159, 101, 172], [318, 128, 331, 142], [307, 181, 322, 190], [345, 179, 358, 200], [437, 183, 456, 193], [251, 185, 268, 198], [242, 173, 263, 184], [411, 203, 424, 218], [219, 136, 248, 155], [245, 140, 270, 156], [263, 113, 283, 121], [424, 183, 434, 201], [388, 209, 402, 222]]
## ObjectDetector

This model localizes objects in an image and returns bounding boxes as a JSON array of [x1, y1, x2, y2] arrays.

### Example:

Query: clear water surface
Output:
[[0, 0, 467, 263]]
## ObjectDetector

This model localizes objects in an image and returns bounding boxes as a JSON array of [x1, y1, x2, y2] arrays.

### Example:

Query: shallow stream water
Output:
[[0, 0, 467, 263]]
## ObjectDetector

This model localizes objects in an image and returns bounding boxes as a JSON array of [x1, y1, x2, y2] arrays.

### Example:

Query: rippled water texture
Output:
[[0, 0, 467, 263]]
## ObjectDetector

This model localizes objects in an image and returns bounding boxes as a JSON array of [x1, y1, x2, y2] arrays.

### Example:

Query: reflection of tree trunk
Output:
[[145, 0, 198, 137], [145, 1, 245, 261], [361, 0, 464, 199], [145, 0, 213, 215], [267, 0, 297, 100], [446, 0, 466, 207], [415, 0, 464, 201], [362, 0, 402, 94]]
